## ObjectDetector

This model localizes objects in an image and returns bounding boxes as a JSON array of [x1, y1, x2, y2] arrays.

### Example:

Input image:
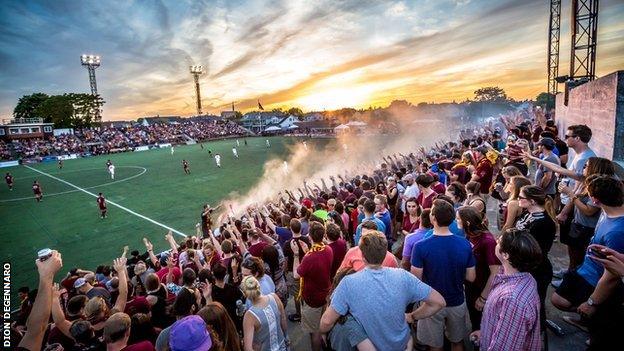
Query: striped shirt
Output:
[[480, 271, 541, 351]]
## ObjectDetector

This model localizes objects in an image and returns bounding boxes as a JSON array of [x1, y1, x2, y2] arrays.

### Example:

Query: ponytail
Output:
[[544, 197, 557, 224]]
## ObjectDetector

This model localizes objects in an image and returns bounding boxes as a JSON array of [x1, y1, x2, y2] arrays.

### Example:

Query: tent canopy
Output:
[[264, 126, 281, 131], [346, 120, 366, 127], [334, 124, 350, 130]]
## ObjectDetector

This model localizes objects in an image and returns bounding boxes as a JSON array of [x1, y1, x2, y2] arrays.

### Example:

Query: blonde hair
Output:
[[84, 296, 108, 322], [241, 276, 261, 301]]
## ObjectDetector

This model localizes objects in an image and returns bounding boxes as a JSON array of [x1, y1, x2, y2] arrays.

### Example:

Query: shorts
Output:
[[329, 314, 369, 350], [301, 301, 324, 333], [561, 222, 594, 249], [417, 302, 471, 348], [555, 270, 594, 307], [286, 272, 300, 299]]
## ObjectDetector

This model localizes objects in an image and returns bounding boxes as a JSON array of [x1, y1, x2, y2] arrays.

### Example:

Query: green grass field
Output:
[[0, 136, 328, 300]]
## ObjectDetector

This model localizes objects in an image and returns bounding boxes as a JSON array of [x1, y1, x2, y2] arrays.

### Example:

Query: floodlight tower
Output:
[[80, 54, 102, 123], [190, 65, 204, 115]]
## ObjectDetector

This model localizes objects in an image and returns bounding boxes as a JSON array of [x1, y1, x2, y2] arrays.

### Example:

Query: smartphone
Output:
[[589, 247, 608, 260]]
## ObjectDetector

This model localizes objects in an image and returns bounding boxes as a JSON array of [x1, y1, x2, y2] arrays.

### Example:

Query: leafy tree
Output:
[[34, 95, 74, 127], [67, 93, 105, 128], [535, 92, 555, 110], [474, 86, 508, 102], [234, 111, 243, 119], [13, 93, 49, 119], [388, 100, 412, 109], [287, 107, 303, 118]]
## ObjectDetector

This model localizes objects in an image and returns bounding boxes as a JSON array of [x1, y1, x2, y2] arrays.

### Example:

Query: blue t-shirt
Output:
[[275, 227, 292, 248], [576, 213, 624, 286], [331, 267, 431, 350], [422, 220, 465, 240], [411, 234, 475, 307], [354, 216, 386, 245], [376, 211, 393, 241]]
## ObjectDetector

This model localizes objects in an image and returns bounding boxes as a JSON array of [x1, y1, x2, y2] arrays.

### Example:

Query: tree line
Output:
[[13, 93, 105, 128]]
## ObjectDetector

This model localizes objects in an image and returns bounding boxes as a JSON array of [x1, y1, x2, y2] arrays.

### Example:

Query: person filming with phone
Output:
[[550, 175, 624, 349]]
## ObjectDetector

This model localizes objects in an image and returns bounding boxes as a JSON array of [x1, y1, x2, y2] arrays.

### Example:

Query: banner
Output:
[[57, 154, 79, 160], [134, 145, 150, 152], [158, 143, 172, 148]]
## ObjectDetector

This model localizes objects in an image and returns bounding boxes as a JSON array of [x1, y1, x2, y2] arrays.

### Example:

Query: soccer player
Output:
[[171, 146, 175, 155], [106, 159, 112, 168], [200, 143, 204, 149], [215, 153, 221, 168], [108, 163, 115, 180], [58, 159, 63, 169], [32, 180, 43, 202], [182, 159, 190, 174], [266, 139, 271, 148], [97, 193, 107, 218], [244, 139, 248, 146], [5, 172, 14, 190], [236, 139, 240, 147], [232, 147, 239, 158], [303, 141, 308, 150]]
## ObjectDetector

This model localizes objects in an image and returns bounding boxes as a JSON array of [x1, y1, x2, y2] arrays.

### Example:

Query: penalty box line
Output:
[[24, 165, 187, 237]]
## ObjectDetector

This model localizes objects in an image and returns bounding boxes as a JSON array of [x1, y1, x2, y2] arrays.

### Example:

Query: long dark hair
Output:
[[198, 302, 241, 351], [520, 185, 556, 222], [457, 206, 488, 238]]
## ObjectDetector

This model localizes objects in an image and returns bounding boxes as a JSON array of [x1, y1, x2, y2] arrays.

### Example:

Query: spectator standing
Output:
[[293, 222, 334, 351], [471, 229, 542, 351], [411, 199, 476, 351], [321, 230, 446, 350]]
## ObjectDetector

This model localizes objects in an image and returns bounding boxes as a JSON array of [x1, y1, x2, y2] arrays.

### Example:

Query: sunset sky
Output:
[[1, 0, 623, 120]]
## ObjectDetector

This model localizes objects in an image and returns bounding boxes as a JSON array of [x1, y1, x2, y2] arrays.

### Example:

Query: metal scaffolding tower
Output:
[[190, 65, 204, 115], [80, 54, 102, 123], [570, 0, 599, 81], [547, 0, 561, 100]]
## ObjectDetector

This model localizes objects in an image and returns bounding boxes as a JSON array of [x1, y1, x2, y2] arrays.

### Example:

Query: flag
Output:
[[231, 102, 235, 111], [258, 100, 264, 110]]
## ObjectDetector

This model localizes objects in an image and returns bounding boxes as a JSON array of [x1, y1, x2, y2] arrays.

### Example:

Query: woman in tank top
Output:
[[242, 276, 288, 351]]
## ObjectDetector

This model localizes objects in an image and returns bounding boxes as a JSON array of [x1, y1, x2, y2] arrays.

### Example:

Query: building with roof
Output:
[[0, 117, 54, 141]]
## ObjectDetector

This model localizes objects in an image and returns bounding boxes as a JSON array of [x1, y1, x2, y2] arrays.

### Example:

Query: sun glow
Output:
[[295, 85, 375, 111]]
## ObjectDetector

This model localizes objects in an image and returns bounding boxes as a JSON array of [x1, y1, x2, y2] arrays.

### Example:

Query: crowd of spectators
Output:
[[11, 106, 624, 351], [2, 120, 249, 160]]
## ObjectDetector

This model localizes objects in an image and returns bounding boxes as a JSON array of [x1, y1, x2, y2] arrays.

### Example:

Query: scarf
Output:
[[297, 242, 326, 301]]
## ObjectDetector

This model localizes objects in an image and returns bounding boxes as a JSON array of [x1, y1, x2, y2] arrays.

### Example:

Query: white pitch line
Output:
[[24, 165, 187, 237]]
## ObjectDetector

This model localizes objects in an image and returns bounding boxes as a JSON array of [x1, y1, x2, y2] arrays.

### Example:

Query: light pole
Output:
[[80, 54, 102, 123], [190, 65, 204, 115]]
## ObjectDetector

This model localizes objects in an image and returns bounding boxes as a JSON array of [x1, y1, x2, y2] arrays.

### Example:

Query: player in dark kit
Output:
[[5, 172, 14, 190], [32, 180, 42, 202], [97, 193, 107, 218], [58, 159, 63, 169], [182, 159, 190, 174]]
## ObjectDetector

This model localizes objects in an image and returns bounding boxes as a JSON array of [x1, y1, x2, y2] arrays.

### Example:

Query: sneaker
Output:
[[551, 279, 562, 288], [563, 315, 589, 333], [552, 269, 567, 279], [288, 313, 301, 322]]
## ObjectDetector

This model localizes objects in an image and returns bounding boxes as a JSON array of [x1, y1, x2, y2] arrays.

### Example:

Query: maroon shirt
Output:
[[156, 266, 181, 284], [5, 175, 13, 185], [97, 196, 106, 209], [32, 184, 41, 194], [402, 215, 419, 233], [247, 241, 268, 258], [468, 232, 500, 291], [297, 245, 333, 308], [416, 191, 436, 210], [474, 158, 493, 194], [328, 239, 348, 279], [122, 340, 155, 351]]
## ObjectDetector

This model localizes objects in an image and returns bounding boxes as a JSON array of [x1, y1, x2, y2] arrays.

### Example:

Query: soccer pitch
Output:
[[0, 136, 327, 297]]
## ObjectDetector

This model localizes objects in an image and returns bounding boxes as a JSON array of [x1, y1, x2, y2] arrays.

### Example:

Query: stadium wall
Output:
[[555, 70, 624, 163]]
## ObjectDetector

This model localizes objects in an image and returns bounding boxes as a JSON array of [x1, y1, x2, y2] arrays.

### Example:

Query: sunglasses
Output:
[[564, 134, 576, 139], [518, 195, 528, 200]]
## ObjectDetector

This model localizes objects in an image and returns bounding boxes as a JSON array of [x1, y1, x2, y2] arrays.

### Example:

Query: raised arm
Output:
[[51, 284, 73, 339], [18, 251, 63, 351], [523, 151, 578, 179], [143, 238, 158, 267], [164, 231, 179, 255], [112, 256, 128, 312]]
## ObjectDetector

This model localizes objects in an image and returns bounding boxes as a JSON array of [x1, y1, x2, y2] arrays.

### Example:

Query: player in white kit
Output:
[[232, 147, 239, 158], [215, 154, 221, 168], [236, 139, 240, 147], [171, 146, 175, 155], [108, 164, 115, 180], [266, 139, 271, 148]]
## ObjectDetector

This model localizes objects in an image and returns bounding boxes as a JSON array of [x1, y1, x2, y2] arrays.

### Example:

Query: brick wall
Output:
[[555, 70, 624, 161]]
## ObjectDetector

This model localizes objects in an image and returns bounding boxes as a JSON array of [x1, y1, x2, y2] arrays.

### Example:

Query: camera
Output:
[[38, 248, 52, 261]]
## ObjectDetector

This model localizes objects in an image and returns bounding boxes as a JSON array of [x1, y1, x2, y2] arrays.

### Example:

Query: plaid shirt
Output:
[[480, 271, 541, 351]]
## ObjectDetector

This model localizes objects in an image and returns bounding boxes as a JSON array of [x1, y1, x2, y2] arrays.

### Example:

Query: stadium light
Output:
[[190, 65, 204, 115], [80, 53, 102, 123]]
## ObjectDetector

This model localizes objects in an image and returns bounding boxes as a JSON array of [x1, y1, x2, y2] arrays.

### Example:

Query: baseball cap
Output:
[[537, 137, 556, 150], [169, 315, 212, 351], [73, 278, 86, 289], [302, 198, 313, 209]]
